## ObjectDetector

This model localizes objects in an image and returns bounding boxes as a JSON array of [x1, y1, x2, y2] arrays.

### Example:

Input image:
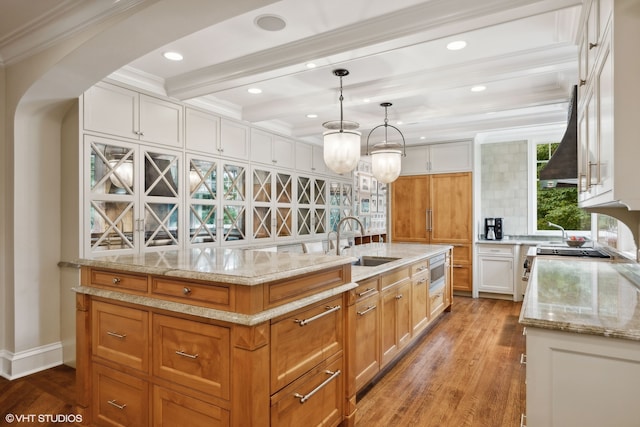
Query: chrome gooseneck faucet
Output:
[[335, 216, 365, 255], [547, 221, 566, 240]]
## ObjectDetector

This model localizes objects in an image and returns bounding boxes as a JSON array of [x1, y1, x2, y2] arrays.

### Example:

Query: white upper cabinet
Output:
[[185, 107, 220, 154], [83, 81, 183, 148], [250, 129, 295, 169], [401, 141, 472, 175], [296, 142, 327, 175], [577, 0, 640, 209], [219, 119, 250, 160]]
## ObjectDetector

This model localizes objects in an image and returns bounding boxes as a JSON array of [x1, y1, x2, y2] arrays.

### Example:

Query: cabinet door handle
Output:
[[417, 266, 427, 272], [426, 209, 433, 231], [175, 350, 199, 359], [520, 353, 527, 365], [107, 400, 127, 410], [589, 42, 598, 49], [417, 278, 427, 284], [453, 264, 463, 268], [356, 288, 376, 298], [112, 277, 121, 284], [395, 294, 403, 300], [357, 305, 377, 316], [106, 331, 127, 339], [182, 287, 192, 295], [579, 79, 586, 87], [294, 305, 341, 326], [520, 413, 527, 427], [294, 370, 341, 404]]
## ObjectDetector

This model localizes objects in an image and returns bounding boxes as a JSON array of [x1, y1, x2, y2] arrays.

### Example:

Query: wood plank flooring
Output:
[[356, 296, 526, 427], [0, 296, 525, 427]]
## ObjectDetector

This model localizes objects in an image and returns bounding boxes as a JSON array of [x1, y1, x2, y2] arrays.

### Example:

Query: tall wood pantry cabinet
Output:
[[391, 172, 472, 292]]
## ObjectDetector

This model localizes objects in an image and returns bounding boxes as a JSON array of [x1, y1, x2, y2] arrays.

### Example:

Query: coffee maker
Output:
[[484, 218, 503, 240]]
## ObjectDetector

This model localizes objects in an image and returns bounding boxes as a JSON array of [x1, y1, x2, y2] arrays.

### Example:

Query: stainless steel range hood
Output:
[[539, 85, 578, 188]]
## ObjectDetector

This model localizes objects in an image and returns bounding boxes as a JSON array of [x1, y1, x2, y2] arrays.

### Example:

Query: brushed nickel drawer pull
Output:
[[107, 400, 127, 410], [182, 287, 192, 295], [417, 278, 427, 284], [417, 265, 427, 271], [452, 264, 463, 268], [112, 277, 121, 284], [106, 331, 127, 339], [520, 353, 527, 365], [294, 305, 341, 327], [175, 350, 199, 359], [356, 287, 376, 297], [294, 370, 341, 404], [357, 305, 376, 316]]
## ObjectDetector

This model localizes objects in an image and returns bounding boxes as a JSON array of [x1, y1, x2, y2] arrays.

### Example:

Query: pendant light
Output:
[[366, 102, 406, 183], [322, 69, 361, 174]]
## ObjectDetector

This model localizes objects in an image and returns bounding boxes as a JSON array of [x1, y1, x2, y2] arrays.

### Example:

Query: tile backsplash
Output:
[[480, 141, 528, 236]]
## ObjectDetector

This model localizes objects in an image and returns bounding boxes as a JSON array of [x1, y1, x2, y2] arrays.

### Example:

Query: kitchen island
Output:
[[73, 243, 452, 426], [519, 257, 640, 427]]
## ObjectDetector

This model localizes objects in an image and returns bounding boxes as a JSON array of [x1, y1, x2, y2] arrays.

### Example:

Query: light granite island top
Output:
[[519, 257, 640, 341], [340, 242, 452, 282]]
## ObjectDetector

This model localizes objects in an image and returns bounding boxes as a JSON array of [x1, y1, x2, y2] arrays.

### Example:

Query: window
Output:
[[535, 142, 590, 233]]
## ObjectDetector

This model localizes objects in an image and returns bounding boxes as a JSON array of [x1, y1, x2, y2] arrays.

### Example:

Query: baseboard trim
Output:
[[0, 342, 63, 380]]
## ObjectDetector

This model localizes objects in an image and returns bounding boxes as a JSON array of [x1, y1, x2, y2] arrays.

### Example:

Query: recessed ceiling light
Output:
[[306, 114, 318, 118], [471, 85, 486, 92], [363, 98, 371, 103], [306, 63, 317, 69], [247, 88, 262, 94], [446, 40, 467, 51], [162, 51, 183, 61], [396, 121, 403, 125], [420, 136, 426, 140], [255, 14, 286, 31]]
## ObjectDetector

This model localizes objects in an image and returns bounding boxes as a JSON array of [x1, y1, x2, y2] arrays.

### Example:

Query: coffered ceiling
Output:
[[1, 0, 584, 145]]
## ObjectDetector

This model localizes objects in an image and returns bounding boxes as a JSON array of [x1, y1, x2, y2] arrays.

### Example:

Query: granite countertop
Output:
[[341, 243, 452, 282], [519, 257, 640, 341], [74, 247, 357, 286]]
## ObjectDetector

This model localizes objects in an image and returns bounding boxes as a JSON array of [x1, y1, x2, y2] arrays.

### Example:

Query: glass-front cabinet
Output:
[[329, 181, 353, 232], [86, 135, 181, 254], [251, 167, 294, 242], [297, 175, 328, 237], [188, 157, 248, 246]]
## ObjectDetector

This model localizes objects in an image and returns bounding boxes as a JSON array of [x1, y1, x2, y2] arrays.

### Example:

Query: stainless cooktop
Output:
[[536, 247, 611, 258]]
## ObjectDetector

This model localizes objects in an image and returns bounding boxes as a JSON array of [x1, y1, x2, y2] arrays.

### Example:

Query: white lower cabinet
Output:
[[477, 244, 514, 297], [525, 327, 640, 427]]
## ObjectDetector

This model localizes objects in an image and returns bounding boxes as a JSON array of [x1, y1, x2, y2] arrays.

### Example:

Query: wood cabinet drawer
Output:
[[151, 277, 231, 310], [354, 276, 379, 300], [271, 296, 343, 393], [271, 354, 343, 427], [411, 260, 428, 277], [153, 386, 230, 427], [89, 268, 148, 293], [91, 300, 149, 372], [92, 364, 149, 427], [380, 267, 410, 291], [152, 314, 230, 400]]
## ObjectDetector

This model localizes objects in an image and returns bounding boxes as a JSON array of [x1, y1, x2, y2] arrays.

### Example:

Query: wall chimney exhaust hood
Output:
[[539, 85, 578, 188]]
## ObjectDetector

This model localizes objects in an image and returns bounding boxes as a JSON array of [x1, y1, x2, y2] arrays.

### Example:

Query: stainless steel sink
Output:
[[351, 256, 400, 267]]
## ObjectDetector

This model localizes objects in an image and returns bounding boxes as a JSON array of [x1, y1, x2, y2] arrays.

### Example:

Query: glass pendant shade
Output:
[[108, 159, 134, 188], [366, 102, 406, 184], [323, 129, 362, 174], [371, 143, 403, 183], [322, 69, 361, 175]]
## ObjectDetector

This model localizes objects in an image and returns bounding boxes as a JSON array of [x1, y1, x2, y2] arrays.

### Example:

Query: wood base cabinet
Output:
[[391, 173, 472, 292], [354, 251, 452, 392], [76, 265, 355, 427]]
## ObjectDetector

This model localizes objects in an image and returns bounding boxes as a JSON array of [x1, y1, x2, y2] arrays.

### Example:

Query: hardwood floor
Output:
[[0, 297, 525, 427], [356, 296, 526, 427]]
